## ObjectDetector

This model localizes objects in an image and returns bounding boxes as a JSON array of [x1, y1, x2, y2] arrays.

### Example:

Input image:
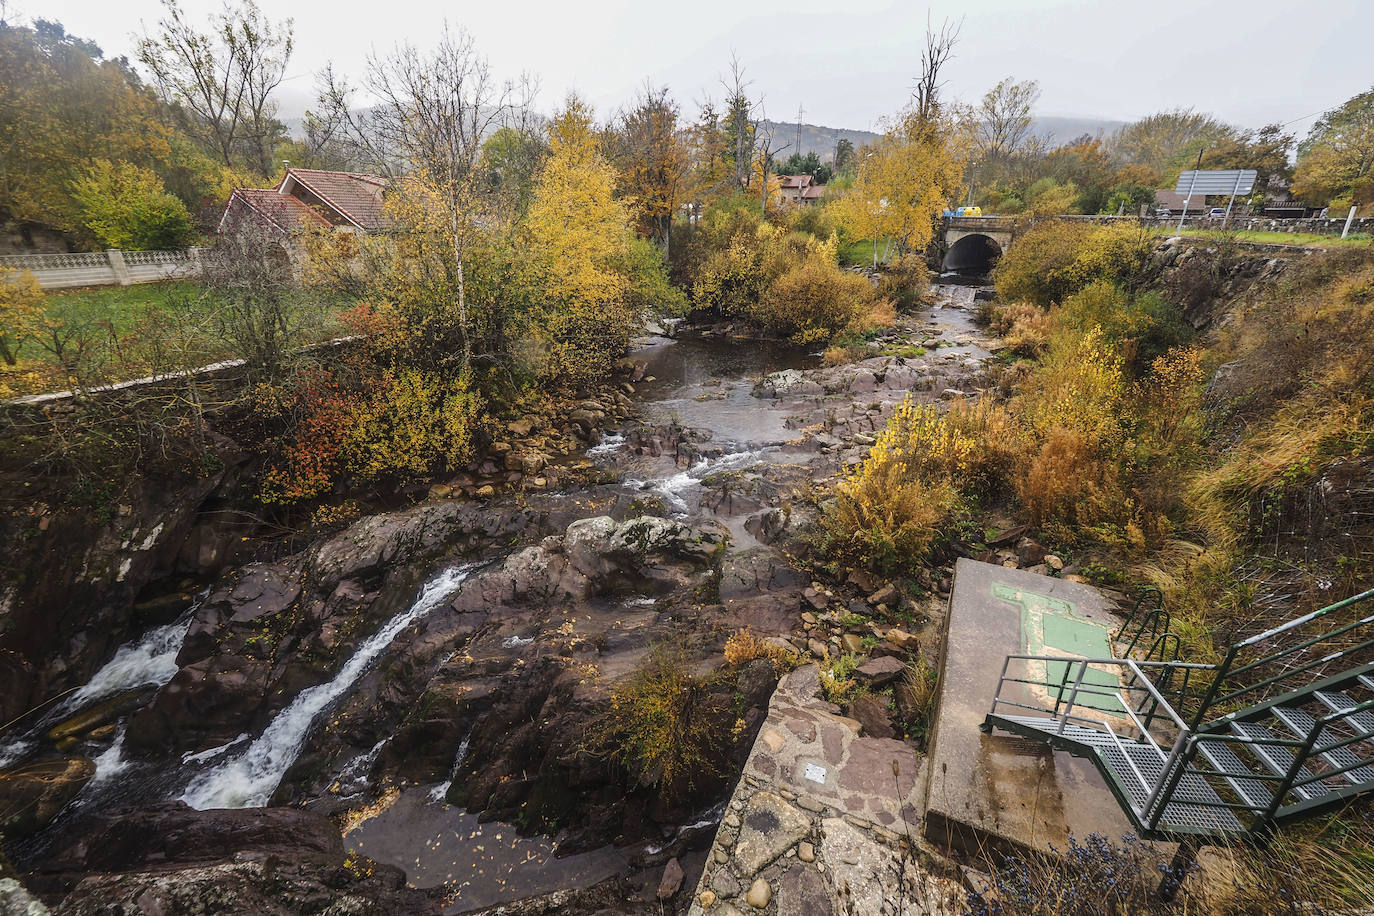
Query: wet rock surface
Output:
[[1, 284, 1000, 913]]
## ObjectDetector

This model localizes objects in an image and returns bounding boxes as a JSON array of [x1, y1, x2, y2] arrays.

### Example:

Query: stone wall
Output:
[[1065, 214, 1374, 237], [0, 248, 204, 289]]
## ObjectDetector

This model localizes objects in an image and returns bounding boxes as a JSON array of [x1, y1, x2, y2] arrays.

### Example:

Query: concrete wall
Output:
[[0, 248, 204, 290]]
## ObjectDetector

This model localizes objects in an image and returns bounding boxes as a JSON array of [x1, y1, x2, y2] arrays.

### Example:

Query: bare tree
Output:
[[912, 14, 962, 124], [974, 77, 1041, 160], [721, 54, 757, 189], [137, 0, 293, 171], [201, 218, 305, 383], [235, 6, 294, 174], [753, 115, 789, 216], [316, 25, 535, 368]]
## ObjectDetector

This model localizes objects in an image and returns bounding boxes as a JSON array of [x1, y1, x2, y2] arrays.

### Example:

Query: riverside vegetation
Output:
[[3, 9, 1373, 915], [819, 219, 1374, 912]]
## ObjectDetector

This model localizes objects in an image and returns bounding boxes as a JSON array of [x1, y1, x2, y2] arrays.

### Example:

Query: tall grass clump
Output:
[[606, 641, 727, 801], [824, 397, 1017, 575]]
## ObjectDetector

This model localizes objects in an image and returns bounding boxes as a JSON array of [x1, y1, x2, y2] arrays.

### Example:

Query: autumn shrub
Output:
[[70, 159, 197, 250], [0, 268, 47, 366], [758, 245, 880, 343], [993, 220, 1154, 306], [989, 302, 1053, 356], [608, 641, 728, 801], [690, 204, 881, 342], [825, 397, 1020, 574], [876, 253, 931, 311], [1056, 280, 1191, 374], [785, 200, 846, 245], [723, 628, 802, 672], [259, 367, 484, 504]]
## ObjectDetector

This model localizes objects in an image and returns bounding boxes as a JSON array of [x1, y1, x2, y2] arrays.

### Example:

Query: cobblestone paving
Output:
[[688, 666, 963, 915]]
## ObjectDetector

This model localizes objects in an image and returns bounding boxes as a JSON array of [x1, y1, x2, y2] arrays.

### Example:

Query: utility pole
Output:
[[795, 103, 804, 162]]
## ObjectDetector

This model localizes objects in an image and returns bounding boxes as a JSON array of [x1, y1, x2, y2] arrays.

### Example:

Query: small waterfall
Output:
[[627, 446, 772, 515], [0, 604, 198, 770], [429, 729, 473, 803], [64, 614, 195, 712], [331, 736, 389, 797], [88, 726, 131, 785], [180, 564, 476, 810], [586, 431, 626, 458]]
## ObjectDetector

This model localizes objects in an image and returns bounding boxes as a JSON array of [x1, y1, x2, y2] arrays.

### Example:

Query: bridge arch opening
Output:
[[943, 233, 1003, 275]]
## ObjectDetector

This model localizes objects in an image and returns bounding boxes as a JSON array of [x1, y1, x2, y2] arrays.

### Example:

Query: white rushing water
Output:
[[180, 564, 476, 810], [429, 729, 473, 803], [585, 431, 626, 458], [65, 615, 194, 712], [0, 608, 197, 770], [625, 446, 772, 515], [88, 726, 132, 785]]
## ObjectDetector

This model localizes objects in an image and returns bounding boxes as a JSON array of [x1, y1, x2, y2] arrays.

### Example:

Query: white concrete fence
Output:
[[0, 248, 205, 290]]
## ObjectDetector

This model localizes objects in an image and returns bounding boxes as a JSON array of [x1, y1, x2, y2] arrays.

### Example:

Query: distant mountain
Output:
[[761, 115, 1127, 163], [758, 120, 880, 162], [1030, 115, 1128, 145], [283, 113, 1128, 164]]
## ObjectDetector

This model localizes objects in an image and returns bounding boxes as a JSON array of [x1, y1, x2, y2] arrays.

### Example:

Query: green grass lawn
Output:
[[1170, 228, 1373, 248], [3, 280, 354, 397], [39, 281, 204, 343], [840, 238, 897, 267]]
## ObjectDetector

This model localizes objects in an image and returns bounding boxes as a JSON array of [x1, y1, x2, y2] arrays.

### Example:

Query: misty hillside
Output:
[[284, 113, 1127, 165], [762, 114, 1127, 162]]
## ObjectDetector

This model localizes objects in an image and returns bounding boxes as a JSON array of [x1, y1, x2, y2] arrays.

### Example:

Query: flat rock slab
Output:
[[732, 791, 812, 876], [923, 558, 1140, 856]]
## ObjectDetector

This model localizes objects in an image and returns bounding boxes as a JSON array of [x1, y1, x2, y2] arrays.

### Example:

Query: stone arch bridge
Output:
[[940, 216, 1020, 273]]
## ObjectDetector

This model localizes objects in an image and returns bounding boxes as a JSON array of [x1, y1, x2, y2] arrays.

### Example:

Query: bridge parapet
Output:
[[947, 216, 1021, 232]]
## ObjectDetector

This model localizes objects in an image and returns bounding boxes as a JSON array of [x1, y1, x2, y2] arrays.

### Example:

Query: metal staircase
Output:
[[982, 587, 1374, 841]]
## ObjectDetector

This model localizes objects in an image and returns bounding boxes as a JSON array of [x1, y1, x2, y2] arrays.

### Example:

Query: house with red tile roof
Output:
[[776, 174, 825, 206], [219, 167, 393, 236]]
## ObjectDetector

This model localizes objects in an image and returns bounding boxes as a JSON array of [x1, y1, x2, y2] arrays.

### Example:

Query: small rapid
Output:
[[180, 564, 476, 810], [623, 445, 774, 515], [0, 605, 198, 770]]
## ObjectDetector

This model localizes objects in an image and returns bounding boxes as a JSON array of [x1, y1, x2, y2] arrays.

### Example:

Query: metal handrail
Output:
[[1192, 590, 1374, 726], [987, 592, 1374, 840]]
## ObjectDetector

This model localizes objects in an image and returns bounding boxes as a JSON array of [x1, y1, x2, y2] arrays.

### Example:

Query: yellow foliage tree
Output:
[[834, 110, 965, 266], [0, 269, 48, 366], [523, 95, 637, 383]]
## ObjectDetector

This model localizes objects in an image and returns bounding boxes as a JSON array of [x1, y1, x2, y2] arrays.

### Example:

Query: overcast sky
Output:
[[39, 0, 1374, 135]]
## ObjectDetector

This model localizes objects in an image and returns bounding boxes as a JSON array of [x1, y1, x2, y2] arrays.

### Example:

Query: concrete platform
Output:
[[922, 559, 1140, 856]]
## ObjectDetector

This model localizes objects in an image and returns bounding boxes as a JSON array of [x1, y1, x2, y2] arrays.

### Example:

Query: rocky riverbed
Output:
[[0, 282, 1002, 914]]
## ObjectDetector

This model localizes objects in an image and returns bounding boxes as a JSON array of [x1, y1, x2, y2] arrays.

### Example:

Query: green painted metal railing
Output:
[[984, 587, 1374, 841]]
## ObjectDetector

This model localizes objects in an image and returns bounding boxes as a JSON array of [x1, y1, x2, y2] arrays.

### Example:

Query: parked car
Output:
[[1208, 207, 1226, 219], [1155, 208, 1172, 218], [954, 205, 983, 217]]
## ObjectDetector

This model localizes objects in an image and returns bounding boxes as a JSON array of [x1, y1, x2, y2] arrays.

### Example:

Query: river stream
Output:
[[0, 282, 991, 912]]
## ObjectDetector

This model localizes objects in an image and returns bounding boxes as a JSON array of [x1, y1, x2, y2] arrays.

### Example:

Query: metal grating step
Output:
[[991, 715, 1245, 834], [1115, 742, 1244, 834], [1195, 739, 1274, 809], [1270, 706, 1374, 786], [1232, 721, 1332, 800], [1360, 674, 1374, 693], [1315, 691, 1374, 737]]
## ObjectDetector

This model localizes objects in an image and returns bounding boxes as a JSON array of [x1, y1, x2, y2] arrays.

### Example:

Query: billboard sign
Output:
[[1175, 169, 1257, 195]]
